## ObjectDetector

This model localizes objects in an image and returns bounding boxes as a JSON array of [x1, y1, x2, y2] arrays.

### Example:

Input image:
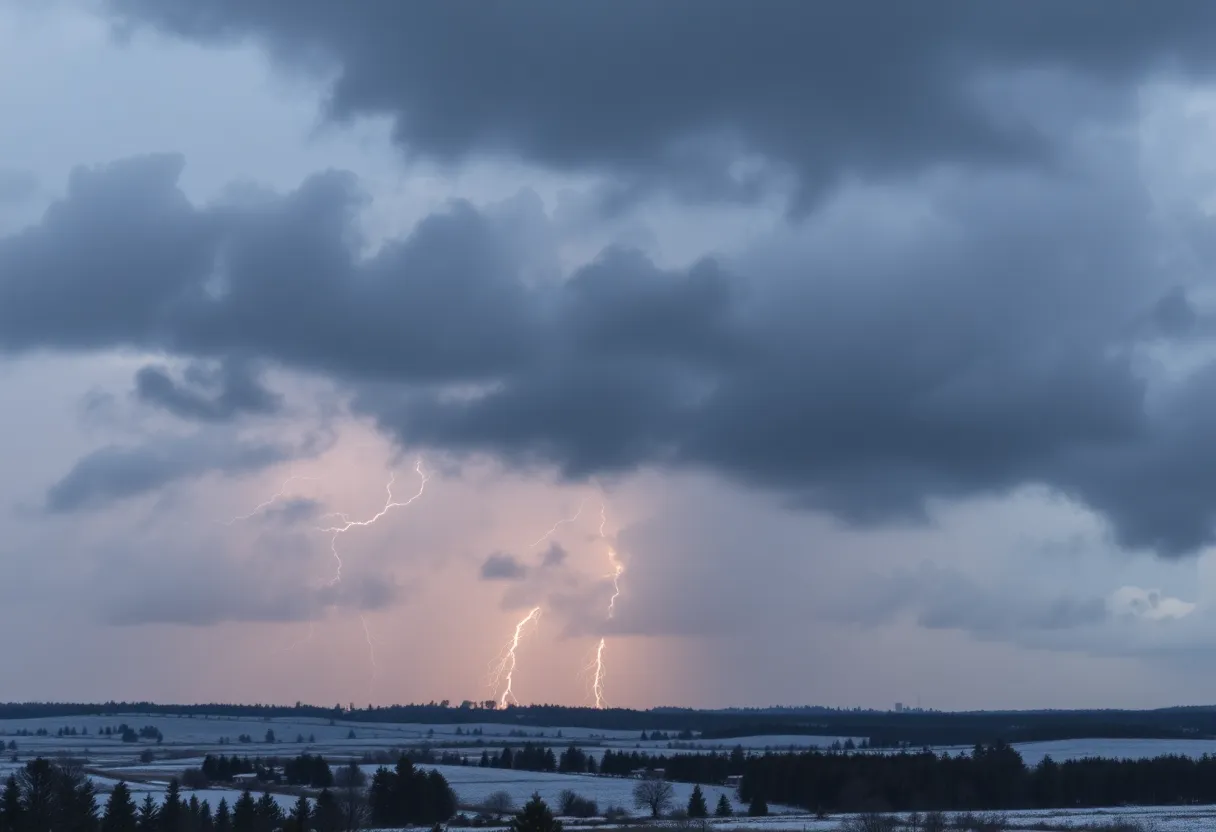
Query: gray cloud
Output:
[[102, 1, 1216, 210], [0, 168, 37, 205], [838, 562, 1111, 638], [539, 543, 567, 568], [45, 432, 312, 513], [480, 553, 527, 581], [6, 143, 1216, 556], [105, 565, 403, 626], [134, 358, 282, 422], [258, 497, 323, 525]]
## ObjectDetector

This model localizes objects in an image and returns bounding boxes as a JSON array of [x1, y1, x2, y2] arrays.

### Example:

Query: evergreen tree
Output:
[[230, 792, 256, 832], [509, 793, 562, 832], [425, 769, 456, 823], [54, 767, 99, 832], [286, 796, 311, 832], [196, 800, 213, 832], [102, 783, 139, 832], [747, 794, 768, 817], [687, 785, 708, 819], [310, 790, 340, 832], [160, 780, 183, 832], [213, 800, 231, 832], [368, 768, 395, 827], [714, 794, 733, 818], [136, 795, 160, 832], [0, 775, 24, 832], [19, 758, 59, 832], [253, 792, 282, 832]]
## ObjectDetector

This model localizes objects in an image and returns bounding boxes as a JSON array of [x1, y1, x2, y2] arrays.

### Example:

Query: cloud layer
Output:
[[4, 146, 1216, 554]]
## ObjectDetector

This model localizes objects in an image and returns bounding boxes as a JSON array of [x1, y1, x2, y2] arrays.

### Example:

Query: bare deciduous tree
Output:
[[335, 762, 368, 831], [633, 777, 674, 819], [483, 790, 515, 819]]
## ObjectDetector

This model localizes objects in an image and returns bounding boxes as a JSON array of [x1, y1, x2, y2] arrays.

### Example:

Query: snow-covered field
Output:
[[409, 763, 748, 815], [11, 713, 1216, 825]]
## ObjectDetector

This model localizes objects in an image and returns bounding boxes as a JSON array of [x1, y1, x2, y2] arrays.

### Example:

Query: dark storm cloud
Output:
[[7, 149, 1216, 555], [45, 432, 311, 513], [134, 358, 282, 422], [104, 1, 1216, 208], [480, 553, 527, 581]]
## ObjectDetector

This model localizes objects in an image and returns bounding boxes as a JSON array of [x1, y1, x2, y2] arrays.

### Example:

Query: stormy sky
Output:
[[7, 1, 1216, 709]]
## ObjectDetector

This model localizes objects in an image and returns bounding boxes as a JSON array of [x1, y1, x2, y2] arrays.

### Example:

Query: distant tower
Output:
[[894, 702, 904, 713]]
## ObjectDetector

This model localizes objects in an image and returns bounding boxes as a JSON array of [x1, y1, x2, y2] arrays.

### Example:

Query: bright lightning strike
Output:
[[528, 499, 585, 549], [220, 475, 318, 525], [591, 501, 624, 709], [586, 638, 607, 709], [315, 459, 429, 585], [489, 606, 542, 708]]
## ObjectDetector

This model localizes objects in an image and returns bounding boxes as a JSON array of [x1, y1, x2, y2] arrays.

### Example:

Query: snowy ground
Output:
[[10, 714, 1216, 825], [401, 763, 749, 815]]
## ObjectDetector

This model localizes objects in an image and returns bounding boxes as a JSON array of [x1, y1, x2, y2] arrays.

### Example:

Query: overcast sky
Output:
[[11, 1, 1216, 710]]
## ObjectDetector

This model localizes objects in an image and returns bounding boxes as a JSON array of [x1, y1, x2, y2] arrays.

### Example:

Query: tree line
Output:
[[474, 743, 559, 773], [8, 700, 1215, 745], [736, 741, 1216, 813], [0, 757, 457, 832], [198, 754, 333, 788]]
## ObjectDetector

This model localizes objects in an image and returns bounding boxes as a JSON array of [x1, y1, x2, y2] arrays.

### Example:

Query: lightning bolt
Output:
[[315, 459, 429, 585], [219, 475, 319, 525], [489, 606, 542, 707], [528, 499, 585, 549], [590, 501, 624, 709], [285, 620, 316, 652], [359, 614, 378, 701]]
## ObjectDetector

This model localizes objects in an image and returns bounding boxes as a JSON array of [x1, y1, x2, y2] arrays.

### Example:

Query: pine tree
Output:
[[136, 795, 160, 832], [184, 796, 201, 832], [286, 796, 311, 832], [254, 792, 282, 832], [687, 785, 708, 819], [231, 792, 256, 832], [368, 768, 395, 827], [213, 800, 231, 832], [0, 775, 24, 832], [19, 758, 59, 832], [509, 793, 562, 832], [196, 799, 213, 832], [426, 769, 456, 823], [103, 783, 139, 832], [714, 794, 733, 818], [160, 779, 183, 832], [747, 793, 768, 817], [311, 790, 340, 832]]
